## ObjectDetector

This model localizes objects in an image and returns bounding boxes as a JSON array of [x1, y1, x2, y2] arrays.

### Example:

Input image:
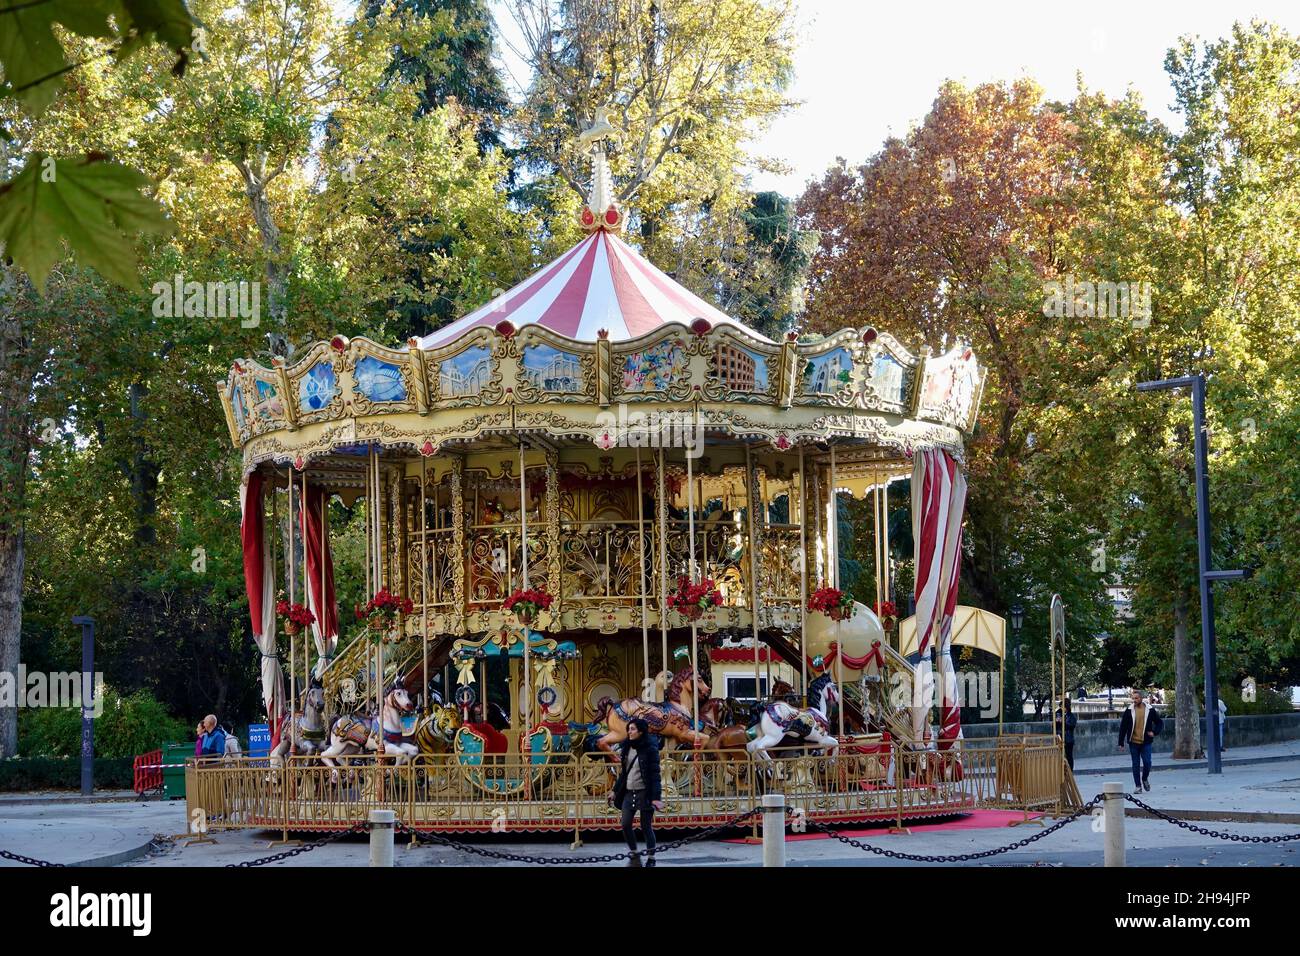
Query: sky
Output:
[[749, 0, 1300, 194], [492, 0, 1300, 198]]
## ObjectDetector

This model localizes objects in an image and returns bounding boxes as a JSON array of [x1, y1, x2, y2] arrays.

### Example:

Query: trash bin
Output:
[[162, 742, 192, 800]]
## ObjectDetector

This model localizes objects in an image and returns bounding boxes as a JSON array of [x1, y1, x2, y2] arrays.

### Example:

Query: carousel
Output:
[[190, 116, 1073, 837]]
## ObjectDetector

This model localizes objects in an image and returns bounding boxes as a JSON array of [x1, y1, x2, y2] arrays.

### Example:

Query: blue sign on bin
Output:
[[248, 723, 271, 758]]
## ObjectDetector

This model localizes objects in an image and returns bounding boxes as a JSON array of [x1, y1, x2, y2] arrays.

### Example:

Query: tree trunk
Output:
[[0, 268, 31, 758], [1172, 590, 1201, 759]]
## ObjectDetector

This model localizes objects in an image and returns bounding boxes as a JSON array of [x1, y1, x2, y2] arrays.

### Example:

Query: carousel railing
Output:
[[558, 518, 650, 605], [183, 736, 1074, 836], [408, 526, 457, 611]]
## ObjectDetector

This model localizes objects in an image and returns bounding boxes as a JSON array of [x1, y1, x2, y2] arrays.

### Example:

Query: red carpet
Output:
[[723, 809, 1042, 843]]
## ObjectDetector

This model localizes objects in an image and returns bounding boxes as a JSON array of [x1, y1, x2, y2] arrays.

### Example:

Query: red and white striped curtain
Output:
[[299, 482, 339, 673], [241, 473, 285, 746], [909, 449, 968, 748]]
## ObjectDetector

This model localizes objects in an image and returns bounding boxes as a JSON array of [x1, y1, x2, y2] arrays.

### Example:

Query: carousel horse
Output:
[[269, 680, 329, 767], [593, 666, 711, 758], [320, 684, 418, 768], [744, 673, 841, 762]]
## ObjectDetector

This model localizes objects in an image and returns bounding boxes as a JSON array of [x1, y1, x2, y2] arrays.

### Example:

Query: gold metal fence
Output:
[[184, 736, 1073, 837]]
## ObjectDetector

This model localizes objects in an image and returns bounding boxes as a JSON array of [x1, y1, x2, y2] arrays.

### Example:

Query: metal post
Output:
[[1136, 374, 1248, 775], [761, 792, 786, 867], [369, 808, 395, 866], [72, 616, 95, 795], [1102, 781, 1125, 867], [1190, 376, 1221, 772]]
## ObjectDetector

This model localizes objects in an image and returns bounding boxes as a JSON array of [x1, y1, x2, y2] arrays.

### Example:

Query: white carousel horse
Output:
[[745, 673, 841, 762], [269, 681, 328, 767], [320, 685, 418, 768]]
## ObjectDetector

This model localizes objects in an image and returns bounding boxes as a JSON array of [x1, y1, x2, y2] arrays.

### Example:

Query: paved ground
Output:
[[3, 741, 1299, 867]]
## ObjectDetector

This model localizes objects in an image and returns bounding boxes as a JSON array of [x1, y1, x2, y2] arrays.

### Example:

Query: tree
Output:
[[504, 0, 797, 303], [0, 0, 194, 758]]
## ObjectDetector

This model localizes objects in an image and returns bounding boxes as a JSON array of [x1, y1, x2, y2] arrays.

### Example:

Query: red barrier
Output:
[[133, 749, 163, 794]]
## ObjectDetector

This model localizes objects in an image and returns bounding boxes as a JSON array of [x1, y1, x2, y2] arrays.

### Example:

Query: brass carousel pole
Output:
[[421, 454, 429, 712], [830, 443, 843, 739], [287, 466, 297, 754], [686, 441, 699, 731], [745, 447, 762, 704], [319, 484, 327, 679], [657, 447, 669, 694], [518, 441, 531, 734], [635, 446, 650, 690], [797, 445, 808, 699], [301, 475, 310, 702]]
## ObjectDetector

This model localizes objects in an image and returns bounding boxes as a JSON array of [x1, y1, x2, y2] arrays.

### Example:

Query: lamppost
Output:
[[1008, 603, 1024, 723], [1135, 374, 1249, 774], [71, 615, 95, 796]]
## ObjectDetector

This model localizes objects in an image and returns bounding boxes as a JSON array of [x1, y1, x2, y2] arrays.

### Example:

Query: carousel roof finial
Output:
[[579, 106, 623, 233]]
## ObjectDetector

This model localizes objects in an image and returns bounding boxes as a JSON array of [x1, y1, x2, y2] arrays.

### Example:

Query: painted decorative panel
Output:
[[355, 356, 408, 403], [439, 346, 492, 399], [801, 347, 852, 395], [620, 337, 688, 392], [869, 353, 908, 405], [521, 344, 582, 394], [298, 361, 338, 412], [252, 379, 284, 422], [713, 342, 769, 392], [230, 383, 247, 431]]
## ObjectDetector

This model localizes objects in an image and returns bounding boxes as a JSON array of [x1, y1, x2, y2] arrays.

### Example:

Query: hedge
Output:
[[0, 757, 136, 792]]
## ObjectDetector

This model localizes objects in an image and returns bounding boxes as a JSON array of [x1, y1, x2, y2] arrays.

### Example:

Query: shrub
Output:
[[0, 757, 136, 791], [18, 686, 191, 759]]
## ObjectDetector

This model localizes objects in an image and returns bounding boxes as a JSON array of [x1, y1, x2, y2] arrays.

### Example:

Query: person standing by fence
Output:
[[1053, 698, 1078, 770], [612, 717, 663, 866]]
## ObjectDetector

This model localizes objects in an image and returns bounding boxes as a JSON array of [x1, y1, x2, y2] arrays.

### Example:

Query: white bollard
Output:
[[369, 809, 395, 867], [1103, 782, 1125, 867], [762, 793, 786, 867]]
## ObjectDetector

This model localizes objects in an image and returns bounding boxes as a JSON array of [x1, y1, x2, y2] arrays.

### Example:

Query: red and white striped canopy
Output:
[[419, 230, 769, 348]]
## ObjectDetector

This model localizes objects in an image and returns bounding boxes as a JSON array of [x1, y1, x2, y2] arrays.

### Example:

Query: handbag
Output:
[[611, 751, 640, 810]]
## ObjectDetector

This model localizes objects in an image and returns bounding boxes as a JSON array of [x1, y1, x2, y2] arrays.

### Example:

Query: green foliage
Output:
[[1219, 684, 1295, 717], [0, 757, 135, 791], [0, 153, 171, 291], [0, 0, 195, 289], [17, 686, 189, 759]]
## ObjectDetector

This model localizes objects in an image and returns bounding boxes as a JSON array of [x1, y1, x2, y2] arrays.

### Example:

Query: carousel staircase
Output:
[[318, 630, 457, 710]]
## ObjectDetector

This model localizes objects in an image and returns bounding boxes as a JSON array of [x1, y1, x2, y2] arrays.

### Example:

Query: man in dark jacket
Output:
[[613, 717, 663, 865], [195, 715, 227, 759], [1117, 689, 1163, 792]]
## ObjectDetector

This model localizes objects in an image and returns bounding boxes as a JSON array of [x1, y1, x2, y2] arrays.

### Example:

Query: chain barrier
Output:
[[397, 807, 763, 865], [1124, 793, 1300, 844], [0, 848, 68, 867], [800, 796, 1103, 863], [226, 823, 369, 867]]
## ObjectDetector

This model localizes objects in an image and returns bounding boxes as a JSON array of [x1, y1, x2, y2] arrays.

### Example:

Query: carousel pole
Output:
[[797, 445, 808, 700], [830, 443, 843, 739], [635, 446, 650, 691], [288, 466, 297, 753], [301, 474, 310, 701], [420, 454, 429, 712], [873, 469, 883, 611], [319, 484, 327, 677], [518, 440, 531, 734], [656, 447, 669, 694], [686, 442, 699, 731], [745, 447, 762, 703]]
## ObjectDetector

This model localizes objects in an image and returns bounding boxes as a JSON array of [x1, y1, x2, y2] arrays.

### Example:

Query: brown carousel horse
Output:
[[593, 666, 711, 758]]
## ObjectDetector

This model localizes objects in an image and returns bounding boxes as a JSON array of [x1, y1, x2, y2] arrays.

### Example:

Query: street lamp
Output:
[[1008, 603, 1024, 723], [1135, 373, 1249, 774]]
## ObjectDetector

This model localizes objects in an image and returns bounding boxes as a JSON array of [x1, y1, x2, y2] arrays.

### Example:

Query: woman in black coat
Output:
[[612, 718, 663, 865]]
